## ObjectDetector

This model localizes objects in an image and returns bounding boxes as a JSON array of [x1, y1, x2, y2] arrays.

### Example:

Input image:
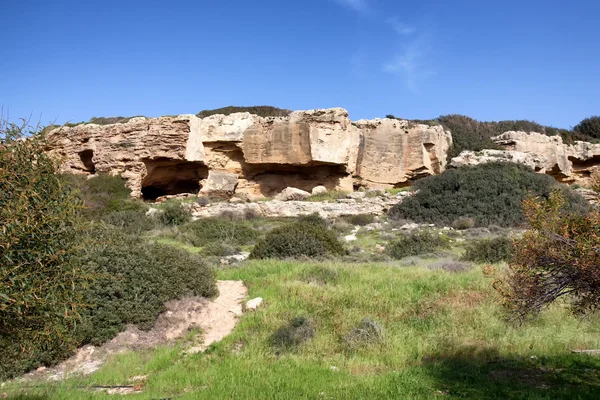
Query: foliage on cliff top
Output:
[[196, 105, 292, 118], [387, 114, 596, 159]]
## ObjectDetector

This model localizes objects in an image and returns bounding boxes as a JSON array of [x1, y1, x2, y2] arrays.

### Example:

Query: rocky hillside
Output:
[[45, 107, 600, 201], [45, 108, 452, 200]]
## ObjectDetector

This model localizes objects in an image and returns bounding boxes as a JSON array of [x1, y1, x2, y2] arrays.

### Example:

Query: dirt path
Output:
[[25, 280, 248, 381]]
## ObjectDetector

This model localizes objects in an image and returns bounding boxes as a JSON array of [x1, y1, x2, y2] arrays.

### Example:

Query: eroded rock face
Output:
[[450, 149, 547, 171], [354, 119, 452, 186], [45, 108, 452, 199], [493, 131, 600, 183]]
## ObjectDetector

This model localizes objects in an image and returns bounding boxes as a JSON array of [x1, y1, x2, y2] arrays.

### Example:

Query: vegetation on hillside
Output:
[[196, 105, 292, 118], [8, 260, 600, 399], [0, 120, 91, 379], [388, 162, 588, 227], [387, 113, 598, 160], [503, 191, 600, 319]]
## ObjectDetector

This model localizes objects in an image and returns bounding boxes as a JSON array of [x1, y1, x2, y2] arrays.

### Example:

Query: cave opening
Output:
[[141, 158, 208, 201], [79, 149, 96, 174], [242, 163, 351, 197]]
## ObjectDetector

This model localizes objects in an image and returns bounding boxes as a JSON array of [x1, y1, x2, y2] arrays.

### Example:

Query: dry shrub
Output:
[[502, 191, 600, 319]]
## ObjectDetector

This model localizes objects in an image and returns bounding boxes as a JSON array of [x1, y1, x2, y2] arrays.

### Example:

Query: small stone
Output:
[[274, 187, 311, 201], [311, 185, 328, 195], [246, 297, 263, 311], [346, 192, 366, 200], [344, 234, 357, 242]]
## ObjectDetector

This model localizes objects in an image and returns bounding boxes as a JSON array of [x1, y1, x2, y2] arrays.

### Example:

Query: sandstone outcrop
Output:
[[449, 132, 600, 185], [45, 108, 452, 199], [493, 131, 600, 183], [450, 149, 547, 171]]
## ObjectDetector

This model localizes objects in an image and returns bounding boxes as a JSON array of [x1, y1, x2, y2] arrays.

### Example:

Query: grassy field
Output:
[[6, 260, 600, 399]]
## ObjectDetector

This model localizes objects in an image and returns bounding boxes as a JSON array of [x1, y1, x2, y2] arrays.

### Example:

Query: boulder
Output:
[[200, 171, 238, 197], [311, 185, 328, 195], [274, 187, 311, 201]]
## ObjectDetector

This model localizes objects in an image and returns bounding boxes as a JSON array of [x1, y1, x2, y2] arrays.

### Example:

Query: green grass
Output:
[[304, 190, 348, 202], [386, 187, 411, 195], [5, 261, 600, 399]]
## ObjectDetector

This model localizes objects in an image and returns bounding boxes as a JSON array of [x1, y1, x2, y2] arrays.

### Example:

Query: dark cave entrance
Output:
[[141, 158, 208, 201], [79, 149, 96, 174]]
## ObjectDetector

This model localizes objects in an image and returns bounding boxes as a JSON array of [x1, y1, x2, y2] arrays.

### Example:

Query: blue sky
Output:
[[1, 0, 599, 128]]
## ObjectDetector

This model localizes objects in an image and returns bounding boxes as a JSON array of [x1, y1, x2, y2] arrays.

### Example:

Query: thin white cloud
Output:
[[334, 0, 369, 14], [383, 36, 435, 93], [388, 18, 415, 36]]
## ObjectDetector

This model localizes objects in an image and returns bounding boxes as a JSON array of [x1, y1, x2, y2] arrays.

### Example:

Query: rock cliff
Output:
[[450, 131, 600, 184], [46, 108, 452, 199]]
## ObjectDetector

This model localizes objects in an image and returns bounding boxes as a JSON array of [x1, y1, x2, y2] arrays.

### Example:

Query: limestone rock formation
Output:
[[354, 119, 452, 186], [493, 131, 600, 183], [274, 187, 312, 201], [45, 108, 453, 199], [450, 149, 547, 171]]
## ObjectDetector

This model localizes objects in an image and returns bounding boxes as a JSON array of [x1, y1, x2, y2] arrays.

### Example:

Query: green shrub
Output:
[[271, 316, 315, 351], [101, 209, 156, 235], [179, 218, 256, 247], [201, 242, 242, 257], [386, 230, 449, 259], [297, 212, 328, 226], [79, 228, 217, 345], [0, 121, 91, 380], [88, 116, 143, 125], [250, 221, 345, 259], [158, 201, 191, 226], [197, 106, 291, 118], [462, 236, 513, 263], [63, 173, 144, 219], [388, 163, 589, 227], [573, 116, 600, 140], [452, 216, 475, 230], [346, 214, 376, 226]]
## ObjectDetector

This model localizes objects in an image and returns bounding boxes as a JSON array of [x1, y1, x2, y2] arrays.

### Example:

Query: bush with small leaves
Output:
[[388, 163, 589, 227], [179, 218, 256, 247], [79, 227, 217, 345], [573, 116, 600, 140], [101, 209, 156, 234], [452, 216, 475, 230], [0, 120, 91, 380], [271, 316, 315, 351], [197, 106, 291, 118], [250, 221, 345, 259], [158, 201, 191, 226], [386, 230, 450, 259], [462, 236, 513, 264], [346, 214, 376, 226], [201, 242, 242, 257], [297, 212, 328, 226]]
